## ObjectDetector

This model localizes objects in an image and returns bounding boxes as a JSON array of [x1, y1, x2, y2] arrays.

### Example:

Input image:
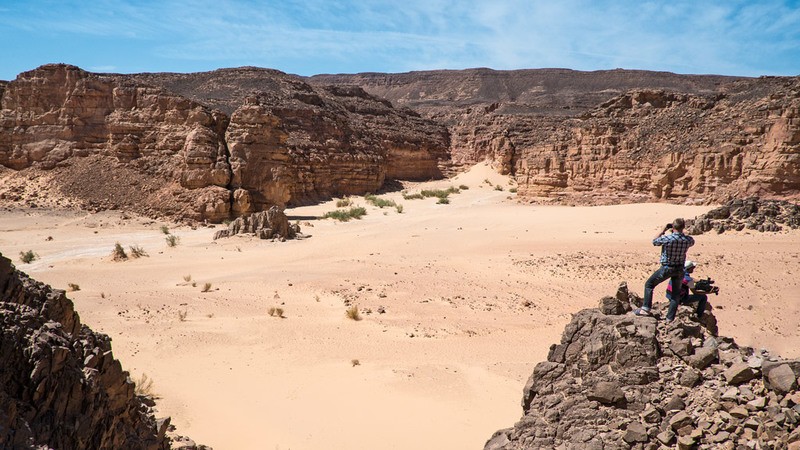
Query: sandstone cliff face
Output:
[[487, 286, 800, 449], [225, 82, 449, 212], [1, 65, 450, 220], [0, 252, 174, 449], [0, 64, 232, 221], [313, 69, 800, 204]]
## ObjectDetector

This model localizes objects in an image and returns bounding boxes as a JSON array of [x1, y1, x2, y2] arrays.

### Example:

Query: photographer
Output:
[[635, 218, 695, 317], [665, 260, 718, 321]]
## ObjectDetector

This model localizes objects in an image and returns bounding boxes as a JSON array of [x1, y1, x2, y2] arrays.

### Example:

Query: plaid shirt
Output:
[[653, 232, 694, 266]]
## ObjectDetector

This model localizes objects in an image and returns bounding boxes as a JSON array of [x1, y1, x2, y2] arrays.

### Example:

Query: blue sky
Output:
[[1, 0, 799, 81]]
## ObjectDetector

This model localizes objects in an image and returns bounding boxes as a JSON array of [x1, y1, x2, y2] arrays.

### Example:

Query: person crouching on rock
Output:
[[635, 218, 695, 317], [665, 260, 716, 321]]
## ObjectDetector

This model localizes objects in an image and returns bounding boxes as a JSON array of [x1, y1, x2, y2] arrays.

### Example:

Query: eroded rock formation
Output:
[[486, 286, 800, 449], [213, 206, 301, 240], [0, 252, 205, 449], [0, 65, 450, 221]]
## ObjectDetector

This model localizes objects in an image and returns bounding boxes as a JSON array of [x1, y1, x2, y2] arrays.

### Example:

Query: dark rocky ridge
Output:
[[486, 284, 800, 449], [0, 252, 205, 449]]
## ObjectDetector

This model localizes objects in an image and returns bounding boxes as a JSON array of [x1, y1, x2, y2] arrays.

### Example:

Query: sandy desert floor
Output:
[[2, 163, 799, 450]]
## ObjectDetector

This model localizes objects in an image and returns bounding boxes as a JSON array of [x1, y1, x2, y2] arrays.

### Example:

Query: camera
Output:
[[695, 277, 720, 295]]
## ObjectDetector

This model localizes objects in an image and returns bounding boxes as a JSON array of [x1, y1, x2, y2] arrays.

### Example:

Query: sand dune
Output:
[[2, 163, 798, 449]]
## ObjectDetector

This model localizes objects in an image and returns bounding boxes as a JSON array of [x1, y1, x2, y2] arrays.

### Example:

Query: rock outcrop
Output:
[[486, 286, 800, 450], [687, 197, 800, 235], [213, 206, 301, 240], [0, 65, 450, 221], [312, 69, 800, 204], [0, 64, 232, 222], [0, 252, 204, 449]]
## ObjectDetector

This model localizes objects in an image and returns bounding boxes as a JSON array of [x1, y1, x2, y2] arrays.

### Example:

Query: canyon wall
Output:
[[0, 65, 450, 220]]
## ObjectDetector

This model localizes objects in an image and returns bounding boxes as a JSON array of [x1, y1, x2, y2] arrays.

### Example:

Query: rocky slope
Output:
[[312, 69, 800, 204], [0, 65, 449, 220], [0, 252, 205, 449], [486, 284, 800, 450]]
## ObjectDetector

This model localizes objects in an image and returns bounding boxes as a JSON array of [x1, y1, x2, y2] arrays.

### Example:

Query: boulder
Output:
[[724, 363, 756, 385], [767, 364, 798, 394]]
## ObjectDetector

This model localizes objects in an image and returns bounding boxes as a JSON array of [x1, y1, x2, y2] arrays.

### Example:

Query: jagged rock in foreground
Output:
[[213, 206, 301, 241], [687, 197, 800, 235], [486, 284, 800, 450], [0, 252, 207, 449]]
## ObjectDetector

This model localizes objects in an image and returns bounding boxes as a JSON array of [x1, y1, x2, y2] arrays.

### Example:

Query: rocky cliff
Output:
[[0, 252, 203, 449], [312, 69, 800, 204], [486, 285, 800, 449], [0, 65, 450, 220]]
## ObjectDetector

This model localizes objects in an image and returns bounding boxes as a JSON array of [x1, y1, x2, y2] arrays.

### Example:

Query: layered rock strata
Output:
[[486, 286, 800, 449], [0, 252, 204, 449], [0, 65, 450, 220], [0, 64, 232, 221], [687, 197, 800, 235]]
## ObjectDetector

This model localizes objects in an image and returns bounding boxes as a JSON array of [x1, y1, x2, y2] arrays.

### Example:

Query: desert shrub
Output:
[[395, 204, 404, 214], [177, 310, 188, 322], [509, 187, 518, 193], [111, 243, 128, 261], [129, 245, 148, 258], [159, 225, 169, 235], [191, 281, 197, 287], [134, 373, 156, 397], [351, 359, 360, 367], [336, 197, 352, 207], [268, 307, 276, 316], [67, 283, 80, 292], [437, 197, 450, 204], [346, 305, 362, 321], [202, 282, 212, 292], [183, 274, 192, 282], [322, 207, 367, 222], [19, 250, 38, 264], [459, 184, 469, 190], [495, 185, 504, 191], [365, 194, 397, 208], [402, 192, 424, 200], [275, 308, 284, 318], [165, 234, 179, 247]]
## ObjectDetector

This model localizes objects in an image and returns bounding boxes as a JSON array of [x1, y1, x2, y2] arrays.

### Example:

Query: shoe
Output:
[[633, 308, 653, 317]]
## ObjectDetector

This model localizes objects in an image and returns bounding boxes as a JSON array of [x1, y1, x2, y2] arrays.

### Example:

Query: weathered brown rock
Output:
[[213, 206, 300, 240], [687, 197, 800, 234], [0, 251, 206, 449], [767, 364, 799, 394], [486, 285, 800, 449]]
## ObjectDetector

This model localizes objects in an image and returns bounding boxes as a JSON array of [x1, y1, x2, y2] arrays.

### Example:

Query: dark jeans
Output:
[[666, 293, 708, 321], [643, 265, 684, 311]]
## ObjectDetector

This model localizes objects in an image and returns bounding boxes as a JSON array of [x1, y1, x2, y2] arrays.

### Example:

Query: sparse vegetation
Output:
[[365, 194, 397, 209], [201, 282, 212, 292], [177, 310, 188, 322], [268, 307, 285, 318], [402, 192, 424, 200], [322, 206, 367, 222], [437, 197, 450, 204], [494, 185, 504, 191], [509, 187, 518, 193], [459, 184, 469, 190], [165, 234, 179, 247], [19, 250, 38, 264], [183, 274, 192, 282], [336, 197, 352, 207], [351, 359, 360, 367], [395, 204, 404, 214], [129, 245, 148, 258], [159, 225, 170, 235], [133, 373, 157, 397], [67, 283, 80, 292], [111, 243, 128, 261], [346, 305, 362, 321], [191, 281, 197, 287]]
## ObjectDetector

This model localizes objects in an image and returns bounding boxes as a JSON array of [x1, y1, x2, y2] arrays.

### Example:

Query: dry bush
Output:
[[67, 283, 80, 292], [160, 225, 169, 235], [183, 274, 192, 282], [111, 243, 128, 261], [129, 245, 148, 258], [268, 307, 276, 316], [177, 310, 188, 322], [201, 282, 212, 292], [19, 250, 38, 264], [165, 234, 179, 247], [346, 305, 362, 321], [351, 359, 360, 367], [133, 373, 157, 398]]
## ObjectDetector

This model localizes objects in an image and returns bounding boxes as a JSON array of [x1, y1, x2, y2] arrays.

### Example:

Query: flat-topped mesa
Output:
[[486, 282, 800, 450], [0, 252, 208, 449]]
